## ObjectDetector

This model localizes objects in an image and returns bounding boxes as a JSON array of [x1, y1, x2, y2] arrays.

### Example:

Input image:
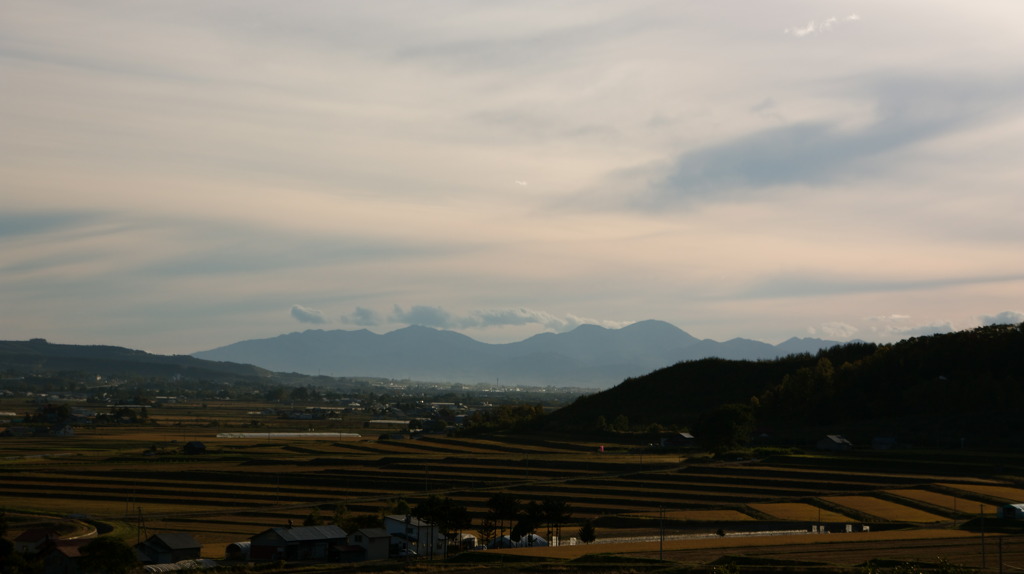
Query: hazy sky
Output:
[[3, 1, 1023, 355]]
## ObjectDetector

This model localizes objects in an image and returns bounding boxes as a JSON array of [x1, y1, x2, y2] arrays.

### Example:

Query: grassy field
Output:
[[5, 397, 1024, 569]]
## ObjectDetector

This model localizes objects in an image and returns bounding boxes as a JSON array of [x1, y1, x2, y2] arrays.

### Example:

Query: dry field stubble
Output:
[[5, 400, 1024, 565], [885, 489, 999, 516], [490, 529, 1024, 570], [747, 502, 852, 522], [820, 495, 948, 523]]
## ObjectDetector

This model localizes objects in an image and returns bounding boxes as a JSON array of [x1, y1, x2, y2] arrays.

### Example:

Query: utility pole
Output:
[[659, 506, 664, 560], [998, 536, 1003, 574], [981, 504, 986, 569], [136, 507, 147, 545]]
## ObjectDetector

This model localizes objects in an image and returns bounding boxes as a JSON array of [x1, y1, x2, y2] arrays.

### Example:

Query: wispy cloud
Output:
[[809, 322, 859, 339], [623, 72, 1024, 209], [2, 3, 1022, 354], [384, 305, 629, 333], [341, 306, 382, 327], [291, 305, 328, 324], [785, 14, 861, 37]]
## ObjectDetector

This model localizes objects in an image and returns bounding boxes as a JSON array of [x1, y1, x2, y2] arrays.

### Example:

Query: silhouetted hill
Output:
[[0, 338, 271, 381], [543, 323, 1024, 445], [193, 320, 842, 387]]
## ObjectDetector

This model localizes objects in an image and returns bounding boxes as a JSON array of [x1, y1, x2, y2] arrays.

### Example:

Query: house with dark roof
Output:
[[41, 539, 90, 574], [134, 532, 202, 564], [347, 528, 390, 561], [14, 528, 54, 554], [817, 434, 853, 451], [250, 525, 346, 561]]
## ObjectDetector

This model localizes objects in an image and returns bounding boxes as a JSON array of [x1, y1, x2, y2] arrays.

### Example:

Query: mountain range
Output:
[[192, 320, 843, 388]]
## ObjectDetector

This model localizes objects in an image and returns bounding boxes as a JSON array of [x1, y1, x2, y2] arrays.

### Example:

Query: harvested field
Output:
[[489, 528, 986, 565], [8, 401, 1024, 567], [821, 495, 948, 523], [886, 488, 999, 516], [939, 483, 1024, 504], [624, 509, 755, 521], [747, 502, 852, 522]]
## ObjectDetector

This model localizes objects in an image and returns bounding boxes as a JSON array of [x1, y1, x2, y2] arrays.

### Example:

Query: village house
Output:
[[41, 539, 90, 574], [384, 515, 445, 558], [346, 528, 391, 561], [14, 528, 53, 554], [250, 525, 347, 561], [660, 432, 696, 448], [134, 532, 202, 564]]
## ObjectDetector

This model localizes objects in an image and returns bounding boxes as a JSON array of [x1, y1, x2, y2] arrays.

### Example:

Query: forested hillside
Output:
[[544, 323, 1024, 445], [0, 338, 272, 381]]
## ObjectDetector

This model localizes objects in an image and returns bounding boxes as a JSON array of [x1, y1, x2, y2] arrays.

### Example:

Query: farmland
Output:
[[5, 397, 1024, 571]]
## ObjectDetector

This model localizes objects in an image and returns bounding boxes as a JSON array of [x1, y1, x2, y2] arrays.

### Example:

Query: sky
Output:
[[3, 0, 1023, 355]]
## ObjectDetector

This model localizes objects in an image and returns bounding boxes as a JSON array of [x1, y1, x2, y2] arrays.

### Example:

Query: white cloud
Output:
[[389, 305, 454, 329], [877, 321, 955, 339], [291, 305, 328, 324], [979, 311, 1024, 326], [810, 322, 859, 339], [384, 305, 629, 333], [340, 306, 382, 327], [785, 14, 861, 37], [867, 314, 911, 322], [2, 3, 1022, 355]]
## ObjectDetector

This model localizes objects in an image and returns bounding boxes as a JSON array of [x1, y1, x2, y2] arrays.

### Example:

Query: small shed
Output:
[[1000, 504, 1024, 519], [661, 432, 696, 448], [225, 541, 250, 560]]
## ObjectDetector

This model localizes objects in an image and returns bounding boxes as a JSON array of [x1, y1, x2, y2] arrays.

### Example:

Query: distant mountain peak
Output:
[[192, 320, 842, 388]]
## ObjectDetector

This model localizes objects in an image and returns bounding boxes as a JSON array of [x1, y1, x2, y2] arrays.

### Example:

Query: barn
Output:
[[250, 525, 346, 561], [135, 532, 202, 564]]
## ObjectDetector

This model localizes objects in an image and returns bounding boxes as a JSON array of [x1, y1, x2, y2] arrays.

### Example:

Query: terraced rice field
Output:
[[820, 495, 948, 523], [492, 528, 1023, 571], [747, 502, 852, 522], [885, 488, 999, 516], [939, 483, 1024, 504], [624, 509, 755, 521], [6, 402, 1024, 563]]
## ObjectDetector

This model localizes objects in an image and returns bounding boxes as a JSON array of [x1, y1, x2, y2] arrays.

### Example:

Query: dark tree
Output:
[[79, 537, 139, 574], [486, 492, 519, 544], [692, 403, 755, 453], [413, 495, 471, 556], [578, 519, 597, 543], [511, 500, 543, 543], [541, 496, 573, 544], [476, 515, 497, 547]]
